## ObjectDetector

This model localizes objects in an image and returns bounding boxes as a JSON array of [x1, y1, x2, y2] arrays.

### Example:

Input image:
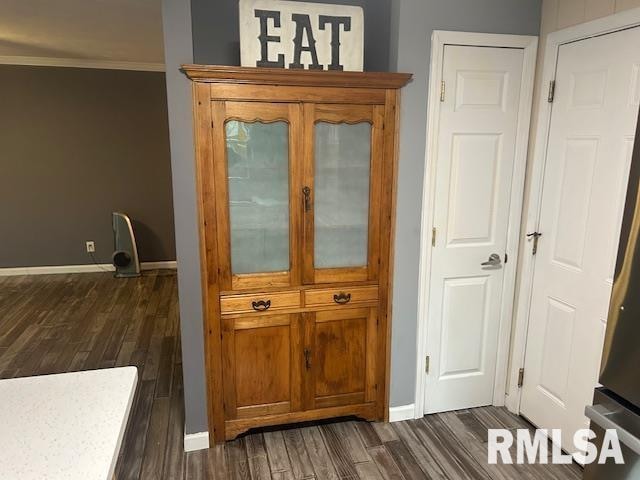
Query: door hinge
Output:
[[432, 227, 437, 247], [517, 368, 525, 388], [211, 120, 214, 128], [547, 80, 556, 103], [440, 81, 446, 102], [425, 355, 430, 374], [504, 253, 508, 264]]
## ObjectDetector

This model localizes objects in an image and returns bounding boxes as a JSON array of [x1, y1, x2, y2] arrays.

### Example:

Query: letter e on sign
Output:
[[239, 0, 364, 71]]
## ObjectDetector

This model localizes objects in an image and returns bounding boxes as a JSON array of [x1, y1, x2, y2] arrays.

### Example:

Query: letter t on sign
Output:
[[319, 15, 351, 71], [254, 9, 285, 67]]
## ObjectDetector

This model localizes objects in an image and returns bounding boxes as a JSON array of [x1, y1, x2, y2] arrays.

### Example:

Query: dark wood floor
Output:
[[0, 272, 582, 479]]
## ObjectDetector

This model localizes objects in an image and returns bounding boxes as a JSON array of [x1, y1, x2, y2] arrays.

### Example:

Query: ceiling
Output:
[[0, 0, 165, 65]]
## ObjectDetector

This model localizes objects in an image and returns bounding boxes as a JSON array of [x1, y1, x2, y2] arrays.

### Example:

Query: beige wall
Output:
[[543, 0, 640, 32]]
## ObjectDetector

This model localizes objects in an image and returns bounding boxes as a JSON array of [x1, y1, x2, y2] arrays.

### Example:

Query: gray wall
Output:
[[388, 0, 541, 407], [161, 0, 209, 435], [0, 65, 176, 267], [191, 0, 392, 71]]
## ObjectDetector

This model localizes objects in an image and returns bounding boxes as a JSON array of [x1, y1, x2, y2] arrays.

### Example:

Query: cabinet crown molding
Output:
[[181, 64, 412, 89]]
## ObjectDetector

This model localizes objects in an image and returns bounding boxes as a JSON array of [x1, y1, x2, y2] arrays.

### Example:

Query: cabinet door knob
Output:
[[251, 299, 271, 311], [333, 292, 351, 304]]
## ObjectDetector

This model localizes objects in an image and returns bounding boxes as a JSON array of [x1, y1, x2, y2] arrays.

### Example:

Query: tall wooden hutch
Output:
[[183, 65, 411, 442]]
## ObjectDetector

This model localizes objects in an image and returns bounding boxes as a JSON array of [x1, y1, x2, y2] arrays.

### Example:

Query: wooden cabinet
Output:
[[184, 65, 411, 442]]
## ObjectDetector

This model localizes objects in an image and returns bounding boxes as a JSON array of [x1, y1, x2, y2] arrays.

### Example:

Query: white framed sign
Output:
[[239, 0, 364, 71]]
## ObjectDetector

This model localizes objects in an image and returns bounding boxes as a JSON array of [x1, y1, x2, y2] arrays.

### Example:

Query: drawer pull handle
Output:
[[252, 299, 271, 311], [333, 292, 351, 305]]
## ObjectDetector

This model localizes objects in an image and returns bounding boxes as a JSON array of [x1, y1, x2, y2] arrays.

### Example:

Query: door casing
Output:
[[415, 31, 537, 418], [507, 6, 640, 416]]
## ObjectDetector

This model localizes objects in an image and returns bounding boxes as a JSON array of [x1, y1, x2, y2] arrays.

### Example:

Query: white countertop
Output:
[[0, 367, 138, 480]]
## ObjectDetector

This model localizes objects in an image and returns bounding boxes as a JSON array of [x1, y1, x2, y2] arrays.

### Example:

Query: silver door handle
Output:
[[481, 253, 501, 266]]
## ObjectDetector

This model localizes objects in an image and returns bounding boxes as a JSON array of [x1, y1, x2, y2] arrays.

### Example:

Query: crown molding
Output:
[[181, 64, 412, 88], [0, 55, 165, 72]]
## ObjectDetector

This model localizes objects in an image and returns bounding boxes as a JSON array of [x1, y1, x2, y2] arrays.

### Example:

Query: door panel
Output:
[[212, 101, 303, 291], [551, 138, 597, 269], [521, 26, 640, 454], [439, 276, 490, 378], [425, 45, 525, 413], [302, 104, 384, 284], [304, 307, 377, 409], [447, 133, 501, 245], [221, 314, 302, 419]]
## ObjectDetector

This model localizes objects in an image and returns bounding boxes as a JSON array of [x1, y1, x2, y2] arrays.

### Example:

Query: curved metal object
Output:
[[251, 299, 271, 311], [112, 212, 140, 278], [333, 292, 352, 304], [481, 253, 502, 267]]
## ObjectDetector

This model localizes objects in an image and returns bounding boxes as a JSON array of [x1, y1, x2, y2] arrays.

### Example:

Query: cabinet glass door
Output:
[[303, 104, 384, 284], [213, 102, 302, 290], [314, 122, 371, 268]]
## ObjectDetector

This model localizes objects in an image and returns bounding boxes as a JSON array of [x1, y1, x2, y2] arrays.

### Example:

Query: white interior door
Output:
[[520, 26, 640, 454], [424, 45, 525, 414]]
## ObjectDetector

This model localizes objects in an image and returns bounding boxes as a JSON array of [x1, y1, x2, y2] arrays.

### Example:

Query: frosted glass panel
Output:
[[314, 122, 371, 268], [225, 121, 289, 274]]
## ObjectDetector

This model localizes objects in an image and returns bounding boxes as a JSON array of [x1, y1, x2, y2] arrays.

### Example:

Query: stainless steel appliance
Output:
[[583, 110, 640, 478]]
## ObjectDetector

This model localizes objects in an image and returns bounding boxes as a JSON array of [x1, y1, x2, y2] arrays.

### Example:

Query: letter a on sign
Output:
[[239, 0, 364, 71]]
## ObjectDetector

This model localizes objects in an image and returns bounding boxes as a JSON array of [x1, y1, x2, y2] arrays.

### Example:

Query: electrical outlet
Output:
[[86, 241, 95, 253]]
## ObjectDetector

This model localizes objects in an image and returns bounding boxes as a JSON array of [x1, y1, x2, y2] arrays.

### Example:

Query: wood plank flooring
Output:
[[0, 272, 582, 479]]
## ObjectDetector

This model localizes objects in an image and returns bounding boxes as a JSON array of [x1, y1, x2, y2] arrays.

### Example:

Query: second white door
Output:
[[424, 44, 526, 413], [520, 26, 640, 454]]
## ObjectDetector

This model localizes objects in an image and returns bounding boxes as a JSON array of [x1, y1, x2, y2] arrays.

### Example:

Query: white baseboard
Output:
[[184, 431, 210, 452], [0, 264, 114, 276], [0, 261, 177, 276], [388, 403, 417, 423], [140, 261, 177, 271]]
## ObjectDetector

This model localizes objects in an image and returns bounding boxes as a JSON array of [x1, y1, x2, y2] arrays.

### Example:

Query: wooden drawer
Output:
[[304, 285, 379, 307], [220, 291, 301, 314]]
